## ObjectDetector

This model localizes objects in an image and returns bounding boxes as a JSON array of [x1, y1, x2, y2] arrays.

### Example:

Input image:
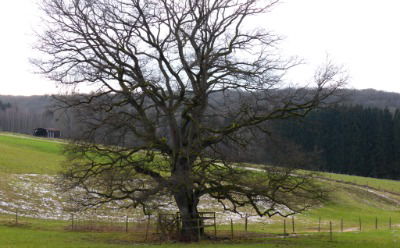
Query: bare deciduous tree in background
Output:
[[35, 0, 346, 241]]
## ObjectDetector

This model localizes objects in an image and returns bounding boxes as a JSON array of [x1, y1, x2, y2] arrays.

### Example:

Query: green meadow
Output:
[[0, 133, 63, 174], [2, 223, 400, 248], [1, 132, 400, 247], [319, 171, 400, 194]]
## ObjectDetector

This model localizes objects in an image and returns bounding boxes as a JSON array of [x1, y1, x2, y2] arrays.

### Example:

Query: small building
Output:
[[33, 128, 61, 138]]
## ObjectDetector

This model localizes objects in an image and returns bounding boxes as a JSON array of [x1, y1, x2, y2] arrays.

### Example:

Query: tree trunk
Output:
[[174, 189, 201, 241], [173, 157, 201, 242]]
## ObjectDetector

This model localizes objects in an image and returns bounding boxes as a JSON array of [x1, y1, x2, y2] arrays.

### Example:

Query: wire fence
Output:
[[1, 208, 399, 242]]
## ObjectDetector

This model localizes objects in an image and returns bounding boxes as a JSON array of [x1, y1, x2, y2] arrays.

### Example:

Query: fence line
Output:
[[1, 209, 399, 242]]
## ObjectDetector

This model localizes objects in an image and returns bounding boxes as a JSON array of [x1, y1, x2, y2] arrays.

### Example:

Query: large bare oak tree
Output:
[[35, 0, 345, 241]]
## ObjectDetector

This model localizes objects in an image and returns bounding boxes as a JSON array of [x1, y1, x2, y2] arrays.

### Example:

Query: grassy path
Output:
[[317, 174, 400, 200]]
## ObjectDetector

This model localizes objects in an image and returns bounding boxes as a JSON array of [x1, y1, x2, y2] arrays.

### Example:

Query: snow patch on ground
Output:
[[0, 174, 287, 224], [0, 174, 70, 220]]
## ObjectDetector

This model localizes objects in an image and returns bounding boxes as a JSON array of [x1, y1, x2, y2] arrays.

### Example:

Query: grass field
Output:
[[2, 222, 400, 248], [246, 163, 400, 196], [0, 133, 63, 174], [1, 132, 400, 247], [319, 171, 400, 194]]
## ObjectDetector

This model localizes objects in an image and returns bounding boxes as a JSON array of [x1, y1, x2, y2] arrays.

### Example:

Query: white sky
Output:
[[0, 0, 399, 96]]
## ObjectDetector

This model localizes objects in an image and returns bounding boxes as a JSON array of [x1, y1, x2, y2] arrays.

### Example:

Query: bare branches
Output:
[[36, 0, 345, 239]]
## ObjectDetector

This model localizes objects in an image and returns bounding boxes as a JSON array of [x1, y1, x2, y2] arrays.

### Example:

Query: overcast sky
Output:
[[0, 0, 399, 96]]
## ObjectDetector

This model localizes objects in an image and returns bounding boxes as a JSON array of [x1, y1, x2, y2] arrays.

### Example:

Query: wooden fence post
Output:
[[197, 218, 201, 241], [93, 211, 98, 231], [389, 217, 392, 230], [125, 215, 129, 232], [156, 214, 161, 234], [341, 218, 343, 232], [359, 217, 362, 232], [329, 221, 333, 241], [245, 213, 248, 232], [145, 215, 151, 241], [176, 212, 180, 234], [230, 219, 234, 239], [15, 208, 18, 225], [318, 217, 321, 232], [375, 217, 378, 230], [71, 213, 74, 231], [283, 219, 287, 236], [213, 212, 217, 237], [292, 216, 295, 233]]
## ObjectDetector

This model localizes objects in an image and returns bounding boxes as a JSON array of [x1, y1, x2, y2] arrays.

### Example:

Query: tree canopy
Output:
[[35, 0, 345, 241]]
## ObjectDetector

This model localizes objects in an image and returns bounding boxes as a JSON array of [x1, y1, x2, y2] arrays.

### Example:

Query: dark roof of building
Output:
[[45, 128, 61, 131], [34, 128, 61, 132]]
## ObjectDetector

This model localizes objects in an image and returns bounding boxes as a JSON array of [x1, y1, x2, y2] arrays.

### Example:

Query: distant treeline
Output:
[[275, 105, 400, 179], [2, 89, 400, 179], [0, 95, 75, 135]]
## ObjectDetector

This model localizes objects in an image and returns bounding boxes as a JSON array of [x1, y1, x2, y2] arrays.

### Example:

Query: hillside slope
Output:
[[0, 133, 63, 174], [0, 132, 400, 232]]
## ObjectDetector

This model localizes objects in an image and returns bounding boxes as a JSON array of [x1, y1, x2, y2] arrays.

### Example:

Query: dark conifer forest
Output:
[[274, 105, 400, 179]]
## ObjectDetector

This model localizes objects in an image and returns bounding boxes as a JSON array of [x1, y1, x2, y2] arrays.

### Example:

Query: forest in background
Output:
[[274, 106, 400, 179], [1, 88, 400, 179]]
